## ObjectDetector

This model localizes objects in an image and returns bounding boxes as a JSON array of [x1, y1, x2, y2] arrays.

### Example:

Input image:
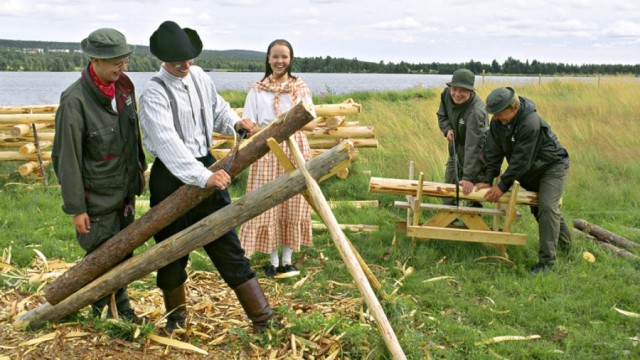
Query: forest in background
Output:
[[1, 38, 639, 75]]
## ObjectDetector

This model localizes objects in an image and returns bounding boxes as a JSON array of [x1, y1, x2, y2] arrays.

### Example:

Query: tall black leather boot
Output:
[[233, 277, 276, 333], [161, 283, 187, 334]]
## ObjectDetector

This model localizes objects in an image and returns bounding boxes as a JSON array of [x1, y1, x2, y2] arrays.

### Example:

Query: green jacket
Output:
[[482, 97, 569, 192], [437, 88, 489, 182], [52, 65, 147, 216]]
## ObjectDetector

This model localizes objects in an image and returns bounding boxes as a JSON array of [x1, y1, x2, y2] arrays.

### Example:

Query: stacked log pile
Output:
[[0, 105, 56, 181], [216, 99, 374, 179], [1, 100, 373, 181]]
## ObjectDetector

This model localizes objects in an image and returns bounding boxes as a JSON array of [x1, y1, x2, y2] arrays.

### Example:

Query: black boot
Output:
[[161, 284, 187, 335], [233, 277, 277, 333]]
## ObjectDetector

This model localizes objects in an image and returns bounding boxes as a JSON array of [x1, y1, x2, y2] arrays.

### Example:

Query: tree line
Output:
[[1, 44, 638, 75]]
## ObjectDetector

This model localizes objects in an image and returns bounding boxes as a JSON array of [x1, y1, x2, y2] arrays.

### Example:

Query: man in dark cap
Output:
[[436, 68, 489, 206], [52, 28, 147, 322], [477, 87, 572, 274], [138, 21, 274, 335]]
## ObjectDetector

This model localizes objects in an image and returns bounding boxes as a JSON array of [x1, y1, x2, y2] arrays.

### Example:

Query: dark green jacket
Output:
[[482, 96, 569, 192], [52, 65, 147, 216], [437, 88, 489, 182]]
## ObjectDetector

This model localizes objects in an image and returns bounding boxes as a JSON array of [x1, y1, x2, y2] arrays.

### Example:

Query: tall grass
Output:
[[1, 78, 639, 358]]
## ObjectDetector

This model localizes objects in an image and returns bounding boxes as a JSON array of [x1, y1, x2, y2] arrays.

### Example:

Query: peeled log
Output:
[[19, 141, 52, 155], [0, 113, 55, 125], [369, 177, 539, 206], [19, 161, 50, 177], [0, 104, 58, 114], [309, 138, 377, 149], [0, 151, 52, 161], [43, 102, 316, 305], [573, 219, 640, 252], [11, 123, 49, 137], [305, 125, 375, 139], [14, 141, 355, 330]]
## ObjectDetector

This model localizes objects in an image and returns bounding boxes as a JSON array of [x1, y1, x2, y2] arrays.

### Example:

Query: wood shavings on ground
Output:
[[0, 262, 379, 359]]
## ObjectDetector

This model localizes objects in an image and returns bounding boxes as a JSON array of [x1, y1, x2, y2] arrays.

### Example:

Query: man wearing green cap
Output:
[[436, 68, 489, 206], [52, 28, 147, 321], [477, 87, 571, 274]]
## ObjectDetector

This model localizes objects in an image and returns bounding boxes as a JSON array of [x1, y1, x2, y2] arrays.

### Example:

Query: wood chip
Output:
[[147, 333, 208, 355], [614, 306, 640, 318], [19, 331, 58, 346], [476, 335, 542, 346]]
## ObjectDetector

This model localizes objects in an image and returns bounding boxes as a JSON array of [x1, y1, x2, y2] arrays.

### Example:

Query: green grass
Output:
[[2, 78, 640, 358]]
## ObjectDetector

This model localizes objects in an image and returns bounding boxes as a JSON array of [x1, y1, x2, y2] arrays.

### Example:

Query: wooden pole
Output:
[[305, 125, 375, 139], [573, 219, 640, 252], [369, 177, 539, 206], [286, 137, 406, 360], [13, 142, 355, 330], [43, 102, 316, 305]]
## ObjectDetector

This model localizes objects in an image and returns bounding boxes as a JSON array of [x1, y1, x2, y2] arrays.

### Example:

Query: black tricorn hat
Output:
[[150, 20, 203, 62]]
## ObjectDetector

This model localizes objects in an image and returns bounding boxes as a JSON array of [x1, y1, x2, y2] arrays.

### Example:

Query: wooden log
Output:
[[311, 221, 379, 232], [19, 141, 52, 155], [0, 114, 55, 125], [42, 101, 316, 305], [1, 132, 55, 142], [10, 123, 48, 137], [593, 241, 639, 259], [308, 138, 378, 149], [314, 102, 362, 116], [573, 219, 640, 251], [305, 125, 375, 139], [13, 141, 355, 330], [286, 137, 406, 360], [18, 161, 50, 177], [0, 151, 51, 161], [0, 104, 58, 114], [369, 177, 539, 206], [322, 115, 345, 129], [232, 102, 362, 118]]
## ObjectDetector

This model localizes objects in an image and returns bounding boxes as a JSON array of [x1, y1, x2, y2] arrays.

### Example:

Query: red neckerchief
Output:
[[88, 63, 115, 99]]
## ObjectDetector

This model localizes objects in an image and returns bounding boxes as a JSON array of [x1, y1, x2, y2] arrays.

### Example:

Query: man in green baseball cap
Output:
[[436, 68, 489, 208], [476, 87, 572, 274], [52, 28, 147, 321]]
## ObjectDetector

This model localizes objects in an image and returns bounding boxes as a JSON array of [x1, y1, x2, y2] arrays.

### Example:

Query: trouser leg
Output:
[[531, 164, 569, 265]]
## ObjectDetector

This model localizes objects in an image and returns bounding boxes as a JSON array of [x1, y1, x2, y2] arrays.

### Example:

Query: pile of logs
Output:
[[215, 99, 375, 179], [0, 99, 374, 182], [573, 219, 639, 259], [0, 105, 56, 181]]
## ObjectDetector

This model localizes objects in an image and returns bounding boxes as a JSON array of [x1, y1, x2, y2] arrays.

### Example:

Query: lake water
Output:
[[0, 71, 601, 106]]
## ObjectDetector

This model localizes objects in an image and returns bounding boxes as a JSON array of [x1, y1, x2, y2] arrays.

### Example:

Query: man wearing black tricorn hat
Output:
[[52, 28, 147, 323], [138, 21, 274, 334], [476, 87, 572, 275]]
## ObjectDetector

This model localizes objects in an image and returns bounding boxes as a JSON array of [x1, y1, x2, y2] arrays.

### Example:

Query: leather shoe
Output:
[[530, 262, 553, 275]]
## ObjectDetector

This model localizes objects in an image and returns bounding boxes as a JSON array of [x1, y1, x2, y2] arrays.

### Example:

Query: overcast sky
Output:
[[1, 0, 638, 65]]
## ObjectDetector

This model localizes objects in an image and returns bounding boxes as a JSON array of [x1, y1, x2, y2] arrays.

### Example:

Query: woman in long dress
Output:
[[239, 39, 318, 277]]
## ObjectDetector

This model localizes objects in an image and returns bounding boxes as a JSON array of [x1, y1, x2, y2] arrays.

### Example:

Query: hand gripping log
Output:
[[43, 102, 315, 305]]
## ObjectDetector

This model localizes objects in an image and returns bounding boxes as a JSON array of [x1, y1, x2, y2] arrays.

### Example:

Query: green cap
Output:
[[446, 68, 475, 91], [486, 87, 516, 113], [81, 28, 135, 59]]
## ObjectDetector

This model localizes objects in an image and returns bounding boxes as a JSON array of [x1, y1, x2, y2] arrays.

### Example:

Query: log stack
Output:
[[1, 99, 373, 181], [0, 104, 56, 181], [218, 99, 373, 179]]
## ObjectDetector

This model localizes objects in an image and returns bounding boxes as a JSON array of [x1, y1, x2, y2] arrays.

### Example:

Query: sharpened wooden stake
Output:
[[285, 136, 406, 360]]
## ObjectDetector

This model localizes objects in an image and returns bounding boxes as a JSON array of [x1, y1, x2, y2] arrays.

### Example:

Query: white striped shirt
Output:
[[138, 65, 240, 188]]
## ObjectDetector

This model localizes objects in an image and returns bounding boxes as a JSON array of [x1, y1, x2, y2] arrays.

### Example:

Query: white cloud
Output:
[[603, 20, 640, 37], [374, 17, 422, 31]]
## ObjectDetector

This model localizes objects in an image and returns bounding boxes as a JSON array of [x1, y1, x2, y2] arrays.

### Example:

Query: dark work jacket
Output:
[[482, 97, 569, 192], [437, 88, 489, 182], [52, 65, 147, 216]]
